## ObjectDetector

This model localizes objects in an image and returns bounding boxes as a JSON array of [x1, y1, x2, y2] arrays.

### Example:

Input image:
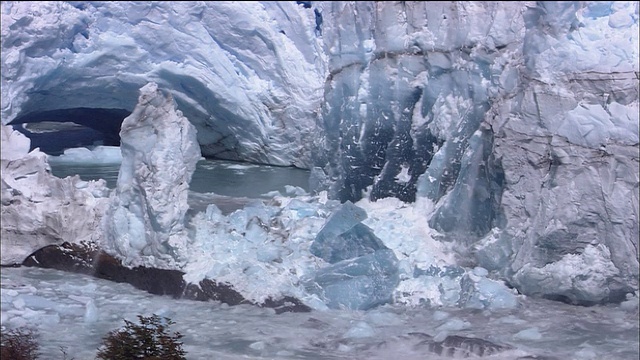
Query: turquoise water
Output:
[[49, 159, 311, 199]]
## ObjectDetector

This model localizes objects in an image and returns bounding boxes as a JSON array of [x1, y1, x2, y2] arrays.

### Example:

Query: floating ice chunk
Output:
[[436, 317, 471, 332], [344, 321, 376, 338], [284, 185, 307, 196], [394, 265, 464, 307], [460, 272, 519, 310], [499, 315, 527, 325], [433, 310, 450, 321], [395, 264, 519, 310], [304, 249, 399, 310], [472, 267, 489, 277], [14, 294, 60, 311], [48, 146, 122, 165], [513, 244, 623, 305], [103, 82, 201, 269], [83, 299, 98, 323], [12, 297, 25, 310], [513, 327, 542, 341], [608, 3, 636, 28], [204, 204, 225, 222], [394, 276, 454, 307], [619, 291, 639, 312], [249, 341, 266, 350], [583, 2, 613, 18], [364, 309, 404, 326], [262, 190, 282, 197]]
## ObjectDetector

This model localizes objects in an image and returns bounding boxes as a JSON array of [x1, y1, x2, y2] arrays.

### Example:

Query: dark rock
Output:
[[93, 253, 186, 298], [22, 242, 311, 313], [22, 242, 98, 276], [183, 279, 248, 305], [22, 242, 186, 298]]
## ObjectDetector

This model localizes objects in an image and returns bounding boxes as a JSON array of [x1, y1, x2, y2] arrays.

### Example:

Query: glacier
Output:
[[1, 0, 638, 312]]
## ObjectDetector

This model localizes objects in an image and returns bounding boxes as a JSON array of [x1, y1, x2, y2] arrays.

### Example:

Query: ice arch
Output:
[[1, 1, 324, 168]]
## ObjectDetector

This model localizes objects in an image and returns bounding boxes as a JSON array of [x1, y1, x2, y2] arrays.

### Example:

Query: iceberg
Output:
[[1, 1, 638, 308]]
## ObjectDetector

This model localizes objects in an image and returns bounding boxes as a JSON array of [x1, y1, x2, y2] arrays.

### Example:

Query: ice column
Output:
[[103, 82, 201, 269]]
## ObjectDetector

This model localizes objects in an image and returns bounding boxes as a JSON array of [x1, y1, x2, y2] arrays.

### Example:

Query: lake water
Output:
[[49, 158, 312, 199]]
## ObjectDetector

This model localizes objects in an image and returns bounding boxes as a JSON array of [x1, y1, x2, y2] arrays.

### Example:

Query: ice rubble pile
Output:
[[183, 192, 519, 311], [1, 1, 638, 308], [0, 124, 110, 264]]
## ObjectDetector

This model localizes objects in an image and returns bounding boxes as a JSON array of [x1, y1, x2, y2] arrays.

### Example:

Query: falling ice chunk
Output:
[[310, 201, 388, 263], [311, 223, 387, 263], [304, 249, 399, 310], [315, 201, 367, 237]]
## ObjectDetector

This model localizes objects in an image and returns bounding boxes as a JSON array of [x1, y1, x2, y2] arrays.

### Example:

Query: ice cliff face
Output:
[[1, 1, 638, 305], [311, 1, 639, 304]]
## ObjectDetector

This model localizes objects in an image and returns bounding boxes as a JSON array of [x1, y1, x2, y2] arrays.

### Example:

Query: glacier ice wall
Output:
[[102, 82, 201, 269], [0, 1, 324, 167], [312, 1, 639, 304]]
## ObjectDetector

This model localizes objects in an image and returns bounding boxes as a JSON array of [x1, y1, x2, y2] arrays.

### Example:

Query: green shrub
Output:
[[1, 327, 40, 360], [96, 314, 186, 360]]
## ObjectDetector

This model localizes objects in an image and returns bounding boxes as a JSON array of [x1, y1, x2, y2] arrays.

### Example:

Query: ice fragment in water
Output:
[[305, 249, 399, 310], [460, 272, 519, 310]]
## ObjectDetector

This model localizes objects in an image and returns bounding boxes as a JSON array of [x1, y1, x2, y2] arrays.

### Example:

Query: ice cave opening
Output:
[[8, 107, 128, 155]]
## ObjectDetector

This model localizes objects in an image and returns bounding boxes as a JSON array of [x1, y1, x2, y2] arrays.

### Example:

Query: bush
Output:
[[96, 314, 186, 360], [1, 327, 40, 360]]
